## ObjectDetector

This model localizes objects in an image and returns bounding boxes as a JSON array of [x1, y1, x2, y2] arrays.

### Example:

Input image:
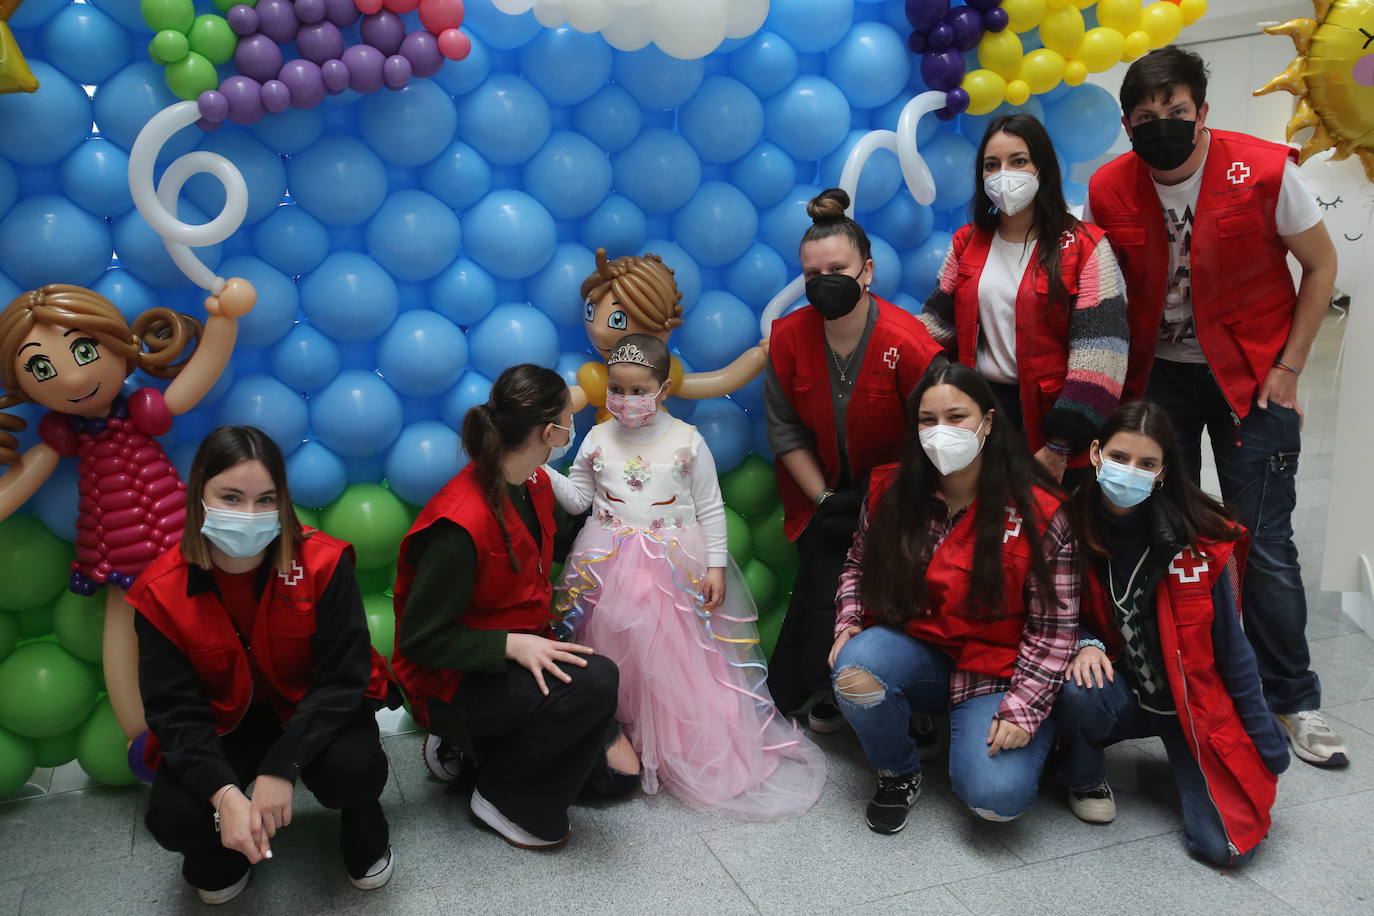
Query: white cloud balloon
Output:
[[495, 0, 769, 59]]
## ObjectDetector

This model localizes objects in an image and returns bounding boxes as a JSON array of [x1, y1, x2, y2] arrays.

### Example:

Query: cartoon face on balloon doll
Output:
[[570, 248, 768, 416], [1298, 151, 1374, 303]]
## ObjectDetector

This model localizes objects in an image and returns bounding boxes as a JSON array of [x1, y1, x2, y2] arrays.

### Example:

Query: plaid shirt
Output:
[[834, 496, 1079, 735]]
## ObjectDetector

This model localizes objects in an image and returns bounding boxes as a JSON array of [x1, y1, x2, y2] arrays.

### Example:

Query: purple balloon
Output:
[[261, 79, 291, 113], [297, 21, 345, 64], [984, 7, 1009, 32], [920, 48, 965, 92], [196, 116, 224, 132], [965, 0, 1001, 11], [321, 58, 350, 93], [198, 89, 229, 123], [323, 0, 361, 28], [360, 11, 406, 56], [234, 33, 283, 83], [948, 7, 985, 51], [255, 0, 299, 44], [295, 0, 327, 25], [904, 0, 950, 33], [342, 43, 385, 94], [927, 22, 954, 51], [907, 31, 928, 54], [280, 59, 327, 109], [399, 30, 443, 79], [943, 87, 970, 116], [383, 54, 413, 90], [227, 4, 259, 36], [222, 75, 265, 125]]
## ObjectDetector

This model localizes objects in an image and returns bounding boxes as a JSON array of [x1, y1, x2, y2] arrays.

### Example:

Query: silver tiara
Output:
[[607, 342, 656, 369]]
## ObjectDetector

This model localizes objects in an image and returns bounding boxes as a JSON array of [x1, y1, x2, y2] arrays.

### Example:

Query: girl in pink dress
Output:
[[549, 334, 825, 820]]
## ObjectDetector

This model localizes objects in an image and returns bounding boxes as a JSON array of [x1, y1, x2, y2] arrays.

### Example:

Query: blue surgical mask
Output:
[[548, 422, 573, 463], [202, 503, 282, 559], [1096, 458, 1159, 509]]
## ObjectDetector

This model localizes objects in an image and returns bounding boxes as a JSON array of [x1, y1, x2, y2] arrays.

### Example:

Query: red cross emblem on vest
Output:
[[1060, 231, 1074, 250], [1168, 549, 1209, 583], [883, 346, 900, 370], [1003, 507, 1023, 543], [279, 560, 305, 586], [1227, 162, 1250, 185]]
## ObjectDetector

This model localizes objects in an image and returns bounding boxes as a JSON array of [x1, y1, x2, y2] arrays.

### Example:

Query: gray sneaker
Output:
[[1278, 711, 1350, 768], [1068, 782, 1116, 824]]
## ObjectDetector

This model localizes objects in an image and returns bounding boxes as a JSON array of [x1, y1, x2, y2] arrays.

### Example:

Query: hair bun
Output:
[[807, 188, 851, 224]]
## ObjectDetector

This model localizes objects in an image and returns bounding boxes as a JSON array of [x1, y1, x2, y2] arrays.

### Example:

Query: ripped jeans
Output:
[[832, 626, 1054, 821]]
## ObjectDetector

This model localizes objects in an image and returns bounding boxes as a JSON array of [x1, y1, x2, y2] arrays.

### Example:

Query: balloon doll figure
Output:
[[0, 280, 256, 748], [570, 248, 767, 416]]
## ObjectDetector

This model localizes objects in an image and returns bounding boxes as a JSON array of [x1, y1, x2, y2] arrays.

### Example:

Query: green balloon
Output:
[[148, 28, 189, 65], [15, 604, 55, 640], [165, 51, 218, 101], [52, 591, 105, 665], [758, 595, 789, 661], [213, 0, 255, 12], [749, 505, 796, 571], [0, 612, 16, 662], [742, 558, 777, 611], [321, 484, 413, 571], [76, 699, 136, 786], [724, 508, 752, 566], [0, 514, 73, 611], [0, 642, 100, 739], [362, 594, 395, 661], [720, 456, 780, 519], [295, 505, 322, 530], [33, 727, 80, 768], [141, 0, 195, 33], [188, 15, 237, 66], [0, 725, 36, 799], [354, 563, 393, 595]]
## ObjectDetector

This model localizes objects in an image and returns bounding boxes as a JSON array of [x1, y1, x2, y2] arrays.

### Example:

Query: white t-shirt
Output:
[[974, 231, 1035, 384], [1084, 141, 1322, 364]]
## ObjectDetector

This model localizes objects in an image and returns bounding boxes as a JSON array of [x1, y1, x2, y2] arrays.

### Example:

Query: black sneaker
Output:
[[807, 699, 846, 734], [866, 772, 922, 834], [909, 714, 943, 761], [422, 734, 466, 783]]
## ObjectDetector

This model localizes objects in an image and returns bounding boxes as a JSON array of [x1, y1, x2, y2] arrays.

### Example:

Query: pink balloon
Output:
[[437, 27, 469, 61], [419, 0, 463, 32], [384, 0, 421, 11], [355, 0, 384, 12]]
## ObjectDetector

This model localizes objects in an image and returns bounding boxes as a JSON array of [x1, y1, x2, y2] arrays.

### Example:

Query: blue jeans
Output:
[[832, 626, 1055, 821], [1147, 360, 1319, 713], [1054, 677, 1256, 867]]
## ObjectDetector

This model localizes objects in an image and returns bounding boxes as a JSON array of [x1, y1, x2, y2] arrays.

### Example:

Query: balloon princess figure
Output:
[[570, 248, 767, 417], [0, 281, 255, 752]]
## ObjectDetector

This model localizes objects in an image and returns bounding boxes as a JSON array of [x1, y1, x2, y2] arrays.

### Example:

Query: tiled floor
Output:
[[3, 312, 1369, 915]]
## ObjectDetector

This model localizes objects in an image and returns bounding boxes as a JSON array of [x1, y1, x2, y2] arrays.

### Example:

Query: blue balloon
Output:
[[433, 32, 491, 97], [868, 234, 901, 301], [441, 370, 493, 432], [462, 190, 556, 280], [59, 139, 133, 218], [34, 463, 79, 540], [365, 189, 461, 282], [7, 0, 63, 26], [287, 134, 388, 227], [461, 0, 542, 50], [612, 46, 704, 112], [899, 229, 954, 301], [959, 99, 1046, 147], [216, 256, 298, 348], [765, 77, 851, 162], [875, 93, 939, 147], [311, 370, 404, 459], [1063, 180, 1088, 209], [253, 205, 330, 277], [768, 0, 854, 53], [750, 419, 774, 464], [759, 184, 818, 270], [643, 239, 701, 311], [673, 182, 758, 268], [1044, 85, 1123, 164], [430, 257, 497, 327], [93, 64, 192, 162], [377, 310, 468, 398], [579, 195, 646, 259], [92, 268, 157, 324], [725, 242, 789, 309], [186, 131, 287, 225], [455, 74, 551, 167], [466, 303, 559, 379], [0, 63, 91, 166], [112, 199, 219, 289], [573, 85, 643, 154], [679, 77, 765, 164], [728, 31, 799, 99], [613, 129, 701, 215], [528, 242, 595, 331], [891, 292, 922, 316], [385, 421, 462, 506], [924, 129, 977, 212], [0, 195, 110, 289], [271, 324, 341, 393], [250, 108, 325, 156], [731, 367, 765, 416], [286, 441, 348, 509], [690, 397, 751, 473], [868, 191, 934, 250], [0, 159, 15, 221], [421, 140, 492, 213], [360, 80, 458, 168], [519, 27, 613, 107], [216, 375, 309, 455], [554, 351, 585, 386], [85, 0, 147, 31], [676, 291, 758, 372], [820, 130, 902, 213], [524, 132, 613, 221], [824, 21, 908, 110], [40, 3, 129, 85], [729, 142, 798, 208], [301, 252, 399, 342]]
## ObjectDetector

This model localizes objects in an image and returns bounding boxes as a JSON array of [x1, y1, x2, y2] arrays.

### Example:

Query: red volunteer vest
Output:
[[949, 221, 1109, 457], [1089, 130, 1297, 417], [770, 296, 943, 541], [128, 530, 391, 770], [865, 465, 1063, 678], [1081, 535, 1275, 855], [391, 464, 556, 728]]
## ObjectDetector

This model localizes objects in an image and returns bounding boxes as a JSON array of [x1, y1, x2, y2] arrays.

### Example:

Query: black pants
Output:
[[990, 380, 1094, 493], [428, 655, 620, 842], [145, 701, 390, 891]]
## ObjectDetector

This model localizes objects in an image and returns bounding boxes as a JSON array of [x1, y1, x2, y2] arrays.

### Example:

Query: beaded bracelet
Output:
[[1044, 440, 1073, 456], [1077, 637, 1107, 652]]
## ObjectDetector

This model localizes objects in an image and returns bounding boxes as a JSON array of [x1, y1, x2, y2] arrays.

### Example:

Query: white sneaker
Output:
[[349, 847, 395, 890], [196, 869, 250, 905], [470, 788, 569, 850], [1068, 782, 1116, 824], [422, 734, 465, 782], [1278, 710, 1350, 768]]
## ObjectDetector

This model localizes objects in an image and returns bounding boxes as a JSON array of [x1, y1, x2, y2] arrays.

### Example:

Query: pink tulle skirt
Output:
[[558, 523, 825, 820]]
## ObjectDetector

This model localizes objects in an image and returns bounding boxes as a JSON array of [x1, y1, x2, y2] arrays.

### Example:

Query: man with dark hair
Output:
[[1086, 46, 1346, 768]]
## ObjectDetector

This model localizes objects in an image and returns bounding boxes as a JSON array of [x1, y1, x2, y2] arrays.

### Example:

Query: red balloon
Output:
[[419, 0, 463, 32], [356, 0, 384, 12], [437, 27, 470, 61], [384, 0, 421, 10]]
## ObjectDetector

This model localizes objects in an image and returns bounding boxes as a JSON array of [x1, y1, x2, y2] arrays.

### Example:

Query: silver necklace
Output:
[[830, 343, 859, 385]]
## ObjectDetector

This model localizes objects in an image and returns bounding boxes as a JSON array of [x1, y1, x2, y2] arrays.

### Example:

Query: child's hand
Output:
[[701, 567, 726, 609]]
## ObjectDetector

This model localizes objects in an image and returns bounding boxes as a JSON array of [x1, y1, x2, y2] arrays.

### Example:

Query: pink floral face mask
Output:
[[606, 384, 663, 429]]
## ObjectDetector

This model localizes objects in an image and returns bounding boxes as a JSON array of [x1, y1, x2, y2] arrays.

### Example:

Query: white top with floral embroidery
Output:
[[545, 409, 729, 567]]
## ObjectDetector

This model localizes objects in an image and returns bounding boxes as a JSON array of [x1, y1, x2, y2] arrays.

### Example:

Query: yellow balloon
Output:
[[1076, 26, 1126, 72], [1018, 49, 1066, 95], [1047, 0, 1070, 8], [1006, 79, 1032, 106], [1071, 0, 1098, 8], [1064, 60, 1088, 86], [978, 29, 1025, 80], [1040, 5, 1085, 56], [1141, 1, 1184, 47], [962, 69, 1009, 116], [1179, 0, 1207, 26], [1096, 0, 1142, 34], [1123, 29, 1151, 61], [1002, 0, 1048, 33]]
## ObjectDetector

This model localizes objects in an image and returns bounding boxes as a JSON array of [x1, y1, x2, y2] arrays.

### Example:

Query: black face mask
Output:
[[1130, 118, 1198, 172], [806, 273, 863, 321]]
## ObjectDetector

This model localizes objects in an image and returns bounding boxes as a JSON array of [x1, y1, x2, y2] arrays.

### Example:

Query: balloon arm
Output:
[[896, 91, 947, 207], [760, 274, 806, 338], [0, 442, 59, 520], [569, 384, 589, 414], [163, 314, 238, 417], [675, 346, 767, 400]]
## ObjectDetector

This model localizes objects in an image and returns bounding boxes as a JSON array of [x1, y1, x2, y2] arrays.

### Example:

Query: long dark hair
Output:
[[859, 363, 1060, 626], [461, 363, 568, 571], [971, 114, 1079, 313]]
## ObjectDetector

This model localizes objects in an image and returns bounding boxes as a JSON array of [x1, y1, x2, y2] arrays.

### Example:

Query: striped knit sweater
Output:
[[917, 221, 1129, 452]]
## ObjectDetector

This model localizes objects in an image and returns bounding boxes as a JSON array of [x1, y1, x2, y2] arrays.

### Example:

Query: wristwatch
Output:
[[814, 488, 835, 507]]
